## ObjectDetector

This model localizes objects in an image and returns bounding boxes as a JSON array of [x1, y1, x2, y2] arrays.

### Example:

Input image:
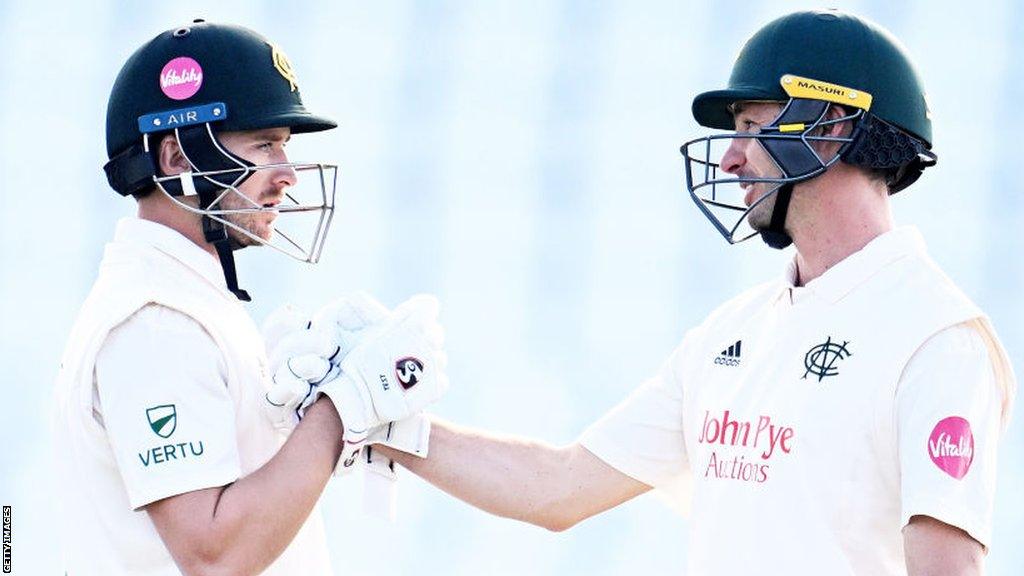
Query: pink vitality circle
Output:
[[160, 56, 203, 100], [927, 416, 975, 480]]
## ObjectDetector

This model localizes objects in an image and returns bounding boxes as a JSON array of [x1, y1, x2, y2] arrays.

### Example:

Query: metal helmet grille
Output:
[[148, 127, 338, 265], [679, 99, 862, 245]]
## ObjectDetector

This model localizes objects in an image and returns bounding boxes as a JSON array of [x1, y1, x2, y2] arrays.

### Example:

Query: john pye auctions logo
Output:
[[697, 409, 795, 484]]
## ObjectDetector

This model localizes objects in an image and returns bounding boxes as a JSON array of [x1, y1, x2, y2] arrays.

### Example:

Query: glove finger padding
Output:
[[265, 356, 318, 431], [314, 292, 392, 356], [261, 303, 311, 354], [284, 354, 335, 384], [314, 291, 391, 331], [268, 328, 340, 375], [264, 353, 340, 431]]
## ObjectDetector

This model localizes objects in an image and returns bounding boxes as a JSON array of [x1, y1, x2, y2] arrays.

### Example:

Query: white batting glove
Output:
[[266, 353, 339, 431], [261, 304, 340, 431], [262, 303, 309, 356], [313, 291, 391, 354], [317, 295, 448, 459], [263, 293, 398, 432], [367, 412, 432, 459], [361, 413, 432, 520]]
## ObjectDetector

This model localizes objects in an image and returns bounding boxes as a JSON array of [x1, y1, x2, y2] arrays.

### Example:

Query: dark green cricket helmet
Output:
[[681, 10, 937, 250], [692, 9, 932, 147], [102, 20, 339, 302], [104, 19, 336, 197]]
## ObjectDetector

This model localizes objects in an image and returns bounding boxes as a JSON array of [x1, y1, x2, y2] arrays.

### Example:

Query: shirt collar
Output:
[[777, 226, 928, 305], [113, 217, 227, 292]]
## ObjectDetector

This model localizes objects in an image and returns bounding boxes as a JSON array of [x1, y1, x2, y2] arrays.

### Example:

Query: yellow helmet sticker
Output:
[[268, 42, 298, 92], [780, 75, 872, 111]]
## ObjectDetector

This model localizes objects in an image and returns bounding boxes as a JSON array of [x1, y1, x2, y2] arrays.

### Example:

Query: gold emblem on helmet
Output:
[[267, 42, 298, 92]]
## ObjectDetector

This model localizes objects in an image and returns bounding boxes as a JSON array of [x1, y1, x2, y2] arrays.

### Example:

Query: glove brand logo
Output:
[[395, 357, 424, 389], [803, 337, 851, 382], [160, 57, 203, 100], [146, 404, 177, 438], [928, 416, 974, 479], [342, 451, 359, 468]]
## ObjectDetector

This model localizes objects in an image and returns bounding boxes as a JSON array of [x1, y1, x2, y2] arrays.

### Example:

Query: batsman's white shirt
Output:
[[581, 227, 1015, 576], [52, 217, 333, 575]]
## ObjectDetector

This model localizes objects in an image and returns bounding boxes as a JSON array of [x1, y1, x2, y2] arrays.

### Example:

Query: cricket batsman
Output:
[[52, 20, 448, 575], [302, 10, 1014, 575]]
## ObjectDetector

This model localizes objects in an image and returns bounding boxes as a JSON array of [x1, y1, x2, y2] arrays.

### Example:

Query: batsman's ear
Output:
[[156, 133, 191, 177]]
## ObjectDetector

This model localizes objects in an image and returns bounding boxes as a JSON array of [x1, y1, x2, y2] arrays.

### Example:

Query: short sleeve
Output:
[[896, 323, 1004, 548], [95, 304, 242, 510], [579, 335, 692, 497]]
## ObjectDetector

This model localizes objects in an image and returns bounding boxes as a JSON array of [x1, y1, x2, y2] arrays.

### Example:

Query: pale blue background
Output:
[[1, 0, 1021, 574]]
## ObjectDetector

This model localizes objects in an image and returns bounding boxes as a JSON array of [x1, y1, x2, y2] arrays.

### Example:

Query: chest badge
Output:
[[803, 337, 851, 382]]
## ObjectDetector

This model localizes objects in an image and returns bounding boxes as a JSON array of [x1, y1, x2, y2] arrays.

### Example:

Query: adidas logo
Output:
[[714, 340, 742, 367]]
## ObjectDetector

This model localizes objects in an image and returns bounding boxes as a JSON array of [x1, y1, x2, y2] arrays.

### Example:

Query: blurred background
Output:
[[1, 0, 1021, 574]]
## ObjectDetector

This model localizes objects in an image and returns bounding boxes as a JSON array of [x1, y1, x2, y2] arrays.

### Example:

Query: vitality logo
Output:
[[928, 416, 974, 479], [714, 340, 743, 367]]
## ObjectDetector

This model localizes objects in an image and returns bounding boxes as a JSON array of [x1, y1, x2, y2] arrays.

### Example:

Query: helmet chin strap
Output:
[[759, 183, 794, 250], [178, 169, 252, 301], [169, 124, 253, 302], [214, 242, 251, 302]]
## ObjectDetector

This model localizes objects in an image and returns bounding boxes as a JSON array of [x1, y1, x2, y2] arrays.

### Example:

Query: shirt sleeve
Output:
[[95, 304, 242, 510], [578, 334, 692, 500], [896, 322, 1004, 548]]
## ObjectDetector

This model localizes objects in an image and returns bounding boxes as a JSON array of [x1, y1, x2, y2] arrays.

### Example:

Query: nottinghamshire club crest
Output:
[[803, 337, 852, 382]]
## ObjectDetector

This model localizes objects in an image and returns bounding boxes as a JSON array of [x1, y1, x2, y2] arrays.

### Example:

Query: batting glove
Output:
[[360, 413, 432, 520], [316, 295, 448, 464], [261, 304, 340, 431]]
